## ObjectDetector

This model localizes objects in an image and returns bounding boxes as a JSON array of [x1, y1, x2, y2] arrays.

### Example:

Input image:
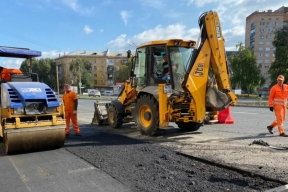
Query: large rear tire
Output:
[[176, 122, 202, 132], [108, 105, 123, 128], [134, 95, 159, 136]]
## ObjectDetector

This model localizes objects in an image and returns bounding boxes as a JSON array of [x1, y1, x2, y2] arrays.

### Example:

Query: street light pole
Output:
[[56, 64, 60, 94], [79, 65, 82, 95]]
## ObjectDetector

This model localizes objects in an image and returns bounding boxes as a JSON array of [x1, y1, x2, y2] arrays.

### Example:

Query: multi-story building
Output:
[[55, 49, 130, 90], [245, 6, 288, 86]]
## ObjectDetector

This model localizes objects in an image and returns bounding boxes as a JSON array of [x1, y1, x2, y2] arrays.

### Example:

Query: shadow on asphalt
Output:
[[64, 123, 204, 148], [195, 133, 269, 143]]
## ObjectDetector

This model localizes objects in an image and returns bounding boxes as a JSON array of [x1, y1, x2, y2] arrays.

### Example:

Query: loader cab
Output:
[[132, 42, 194, 91]]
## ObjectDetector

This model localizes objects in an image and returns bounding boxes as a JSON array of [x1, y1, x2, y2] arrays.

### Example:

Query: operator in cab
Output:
[[0, 66, 23, 82]]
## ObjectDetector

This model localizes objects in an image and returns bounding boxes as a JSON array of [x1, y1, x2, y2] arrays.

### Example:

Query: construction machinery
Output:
[[0, 46, 66, 154], [92, 11, 237, 135]]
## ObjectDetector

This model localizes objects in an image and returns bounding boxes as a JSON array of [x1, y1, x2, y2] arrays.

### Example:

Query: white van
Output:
[[102, 90, 114, 96]]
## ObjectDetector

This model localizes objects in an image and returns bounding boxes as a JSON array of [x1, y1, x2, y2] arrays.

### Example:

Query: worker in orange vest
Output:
[[0, 66, 23, 82], [62, 84, 81, 136], [267, 75, 288, 137]]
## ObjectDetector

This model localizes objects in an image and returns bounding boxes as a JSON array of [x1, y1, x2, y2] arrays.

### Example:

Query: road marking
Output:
[[68, 166, 96, 174], [233, 112, 258, 115]]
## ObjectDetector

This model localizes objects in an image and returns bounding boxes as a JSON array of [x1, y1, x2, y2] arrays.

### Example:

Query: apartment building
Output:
[[55, 49, 130, 89], [245, 6, 288, 86]]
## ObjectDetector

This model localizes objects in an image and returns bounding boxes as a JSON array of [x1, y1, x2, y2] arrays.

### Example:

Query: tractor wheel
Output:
[[108, 105, 123, 128], [176, 122, 202, 132], [134, 94, 159, 136]]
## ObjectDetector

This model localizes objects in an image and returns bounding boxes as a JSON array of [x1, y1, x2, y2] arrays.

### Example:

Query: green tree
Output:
[[229, 42, 264, 95], [269, 25, 288, 87], [20, 58, 58, 90], [69, 57, 93, 89], [114, 62, 132, 83]]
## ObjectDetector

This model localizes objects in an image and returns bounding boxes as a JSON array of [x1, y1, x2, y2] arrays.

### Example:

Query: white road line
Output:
[[233, 112, 258, 114]]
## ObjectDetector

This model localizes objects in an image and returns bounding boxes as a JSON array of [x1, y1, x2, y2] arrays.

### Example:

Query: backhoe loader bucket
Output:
[[91, 101, 109, 125], [3, 125, 65, 155]]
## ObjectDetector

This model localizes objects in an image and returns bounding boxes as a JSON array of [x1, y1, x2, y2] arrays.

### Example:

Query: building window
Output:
[[251, 22, 256, 29], [94, 60, 97, 63], [259, 47, 263, 51], [258, 53, 263, 57], [101, 80, 104, 85], [267, 22, 272, 26], [267, 28, 272, 33], [266, 47, 270, 51], [108, 59, 114, 65], [94, 80, 97, 84], [266, 41, 271, 45], [258, 60, 263, 63], [100, 66, 104, 70], [122, 60, 127, 64], [250, 29, 255, 34], [102, 74, 104, 77], [284, 22, 287, 26], [265, 53, 270, 57], [101, 60, 104, 63], [265, 60, 270, 63], [260, 28, 264, 32], [264, 66, 269, 68], [94, 74, 97, 77], [266, 35, 271, 39], [116, 60, 120, 63], [94, 66, 97, 70], [275, 21, 280, 26], [259, 35, 264, 39], [259, 41, 263, 45], [260, 21, 265, 25]]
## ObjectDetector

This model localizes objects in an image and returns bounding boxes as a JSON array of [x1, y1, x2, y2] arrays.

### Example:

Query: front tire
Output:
[[108, 105, 123, 128], [134, 94, 159, 136], [176, 122, 202, 132]]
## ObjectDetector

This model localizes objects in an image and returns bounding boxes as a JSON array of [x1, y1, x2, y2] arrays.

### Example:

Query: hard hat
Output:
[[277, 75, 285, 81]]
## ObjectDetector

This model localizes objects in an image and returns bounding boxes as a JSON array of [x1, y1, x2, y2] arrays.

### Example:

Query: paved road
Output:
[[1, 98, 287, 192], [77, 99, 288, 183], [0, 99, 132, 192]]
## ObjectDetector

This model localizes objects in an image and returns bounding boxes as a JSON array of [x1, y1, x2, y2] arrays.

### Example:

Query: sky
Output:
[[0, 0, 286, 68]]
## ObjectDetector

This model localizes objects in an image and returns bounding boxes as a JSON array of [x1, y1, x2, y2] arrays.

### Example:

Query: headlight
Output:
[[11, 108, 25, 115]]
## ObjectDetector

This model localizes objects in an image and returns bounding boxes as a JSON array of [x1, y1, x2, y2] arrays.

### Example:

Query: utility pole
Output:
[[56, 63, 59, 94], [79, 64, 82, 95]]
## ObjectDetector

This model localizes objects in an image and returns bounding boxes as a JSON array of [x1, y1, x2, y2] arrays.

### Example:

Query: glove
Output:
[[73, 110, 77, 115], [269, 107, 273, 112]]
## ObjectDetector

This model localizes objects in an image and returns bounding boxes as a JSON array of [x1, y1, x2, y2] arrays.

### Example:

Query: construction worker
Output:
[[267, 75, 288, 137], [0, 66, 23, 82], [62, 84, 81, 136]]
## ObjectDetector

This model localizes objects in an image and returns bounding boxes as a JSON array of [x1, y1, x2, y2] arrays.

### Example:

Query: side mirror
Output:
[[127, 50, 131, 58]]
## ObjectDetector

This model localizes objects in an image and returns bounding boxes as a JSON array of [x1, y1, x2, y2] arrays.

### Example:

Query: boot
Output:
[[279, 133, 288, 137], [267, 126, 273, 134]]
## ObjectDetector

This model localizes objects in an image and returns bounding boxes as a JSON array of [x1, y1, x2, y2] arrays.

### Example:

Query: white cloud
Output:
[[0, 59, 24, 69], [107, 24, 199, 50], [0, 50, 69, 69], [61, 0, 94, 15], [100, 29, 104, 33], [83, 25, 93, 34], [41, 50, 70, 58], [120, 11, 130, 26]]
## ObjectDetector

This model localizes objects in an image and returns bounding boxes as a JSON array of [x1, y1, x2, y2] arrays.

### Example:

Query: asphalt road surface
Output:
[[0, 98, 287, 192]]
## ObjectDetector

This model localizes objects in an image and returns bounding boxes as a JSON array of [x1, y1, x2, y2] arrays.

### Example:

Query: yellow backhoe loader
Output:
[[92, 11, 237, 135]]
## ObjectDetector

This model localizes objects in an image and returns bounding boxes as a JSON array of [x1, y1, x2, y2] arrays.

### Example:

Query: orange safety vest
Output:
[[1, 68, 23, 82], [62, 91, 78, 111], [268, 84, 288, 106]]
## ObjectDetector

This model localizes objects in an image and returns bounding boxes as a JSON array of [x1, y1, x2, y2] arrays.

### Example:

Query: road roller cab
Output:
[[0, 46, 66, 154]]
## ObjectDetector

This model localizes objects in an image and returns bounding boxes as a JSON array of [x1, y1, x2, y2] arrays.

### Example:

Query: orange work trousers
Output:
[[270, 104, 286, 134], [65, 110, 80, 134]]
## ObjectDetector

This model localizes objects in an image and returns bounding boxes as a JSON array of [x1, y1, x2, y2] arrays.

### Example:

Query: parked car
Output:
[[101, 90, 114, 96], [88, 90, 101, 97]]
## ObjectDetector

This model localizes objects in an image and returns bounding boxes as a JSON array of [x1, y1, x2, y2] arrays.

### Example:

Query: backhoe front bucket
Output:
[[91, 101, 109, 126], [3, 125, 65, 155]]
